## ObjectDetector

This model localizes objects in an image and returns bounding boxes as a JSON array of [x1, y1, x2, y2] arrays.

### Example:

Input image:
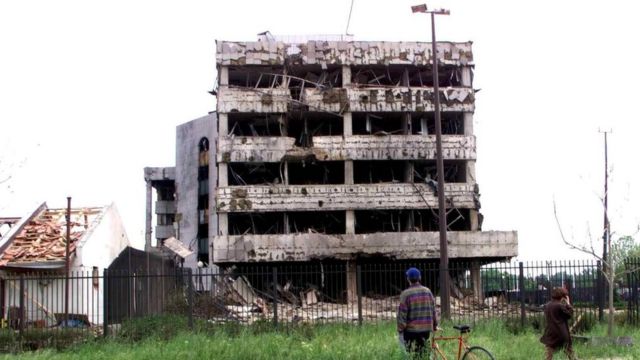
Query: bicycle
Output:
[[429, 325, 495, 360]]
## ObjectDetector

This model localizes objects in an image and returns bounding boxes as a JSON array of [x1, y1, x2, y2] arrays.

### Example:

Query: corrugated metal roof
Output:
[[0, 206, 104, 267]]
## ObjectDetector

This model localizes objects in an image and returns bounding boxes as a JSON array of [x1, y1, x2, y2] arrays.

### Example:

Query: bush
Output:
[[117, 314, 188, 342], [571, 313, 597, 333], [503, 314, 544, 335], [0, 328, 92, 353]]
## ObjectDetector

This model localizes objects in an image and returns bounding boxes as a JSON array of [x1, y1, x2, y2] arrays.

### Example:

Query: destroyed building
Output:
[[0, 202, 130, 325], [145, 36, 518, 297]]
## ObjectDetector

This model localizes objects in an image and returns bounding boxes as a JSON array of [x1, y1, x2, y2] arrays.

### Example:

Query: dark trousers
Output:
[[404, 331, 431, 357]]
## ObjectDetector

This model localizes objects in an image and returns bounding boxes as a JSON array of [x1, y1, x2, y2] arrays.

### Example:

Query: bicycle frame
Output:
[[430, 331, 470, 360]]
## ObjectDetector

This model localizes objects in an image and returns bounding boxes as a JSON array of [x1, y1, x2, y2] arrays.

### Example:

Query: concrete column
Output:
[[461, 66, 478, 231], [402, 68, 410, 87], [466, 146, 479, 230], [463, 113, 474, 136], [342, 65, 351, 87], [346, 260, 357, 303], [402, 113, 414, 182], [144, 180, 153, 251], [209, 113, 219, 264], [342, 66, 355, 236], [345, 150, 355, 233], [461, 66, 474, 136], [466, 161, 476, 186], [283, 158, 290, 234], [218, 65, 229, 178], [219, 113, 229, 138], [218, 114, 228, 188], [218, 213, 228, 236], [218, 111, 229, 237], [471, 261, 484, 302], [402, 113, 414, 231], [420, 117, 428, 135], [219, 66, 229, 86], [345, 211, 355, 235], [461, 66, 472, 87], [343, 113, 353, 137]]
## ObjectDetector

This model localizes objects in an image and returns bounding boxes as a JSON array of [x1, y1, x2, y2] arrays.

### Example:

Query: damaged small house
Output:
[[0, 202, 130, 327], [144, 34, 518, 307]]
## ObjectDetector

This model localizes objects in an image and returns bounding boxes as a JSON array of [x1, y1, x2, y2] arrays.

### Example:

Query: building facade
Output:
[[211, 38, 518, 296], [146, 38, 518, 297], [144, 114, 217, 269]]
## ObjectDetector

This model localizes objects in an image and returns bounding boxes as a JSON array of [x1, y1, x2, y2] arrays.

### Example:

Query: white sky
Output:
[[1, 0, 639, 261]]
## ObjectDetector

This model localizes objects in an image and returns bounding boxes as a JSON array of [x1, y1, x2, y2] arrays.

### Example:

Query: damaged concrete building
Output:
[[145, 36, 518, 297]]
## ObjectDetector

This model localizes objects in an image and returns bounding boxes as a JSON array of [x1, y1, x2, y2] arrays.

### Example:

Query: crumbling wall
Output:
[[216, 183, 476, 212], [216, 41, 474, 66], [218, 135, 476, 163], [213, 231, 517, 262], [304, 87, 474, 113], [217, 88, 290, 113]]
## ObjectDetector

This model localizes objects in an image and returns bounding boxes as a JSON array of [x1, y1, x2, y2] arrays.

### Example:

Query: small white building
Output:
[[0, 202, 129, 327]]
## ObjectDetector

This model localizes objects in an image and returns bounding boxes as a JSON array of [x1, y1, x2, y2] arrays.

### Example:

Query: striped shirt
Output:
[[397, 283, 437, 333]]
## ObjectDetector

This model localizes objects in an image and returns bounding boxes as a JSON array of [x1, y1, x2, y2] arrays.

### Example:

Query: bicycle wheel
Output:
[[461, 346, 495, 360]]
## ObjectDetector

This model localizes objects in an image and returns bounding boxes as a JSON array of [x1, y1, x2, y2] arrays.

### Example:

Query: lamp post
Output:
[[412, 3, 451, 319]]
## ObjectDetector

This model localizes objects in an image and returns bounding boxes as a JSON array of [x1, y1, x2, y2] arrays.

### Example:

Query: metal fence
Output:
[[1, 258, 639, 346]]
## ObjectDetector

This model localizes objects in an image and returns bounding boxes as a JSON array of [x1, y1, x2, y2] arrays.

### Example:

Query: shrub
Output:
[[117, 314, 188, 342], [503, 314, 544, 335], [0, 328, 92, 353]]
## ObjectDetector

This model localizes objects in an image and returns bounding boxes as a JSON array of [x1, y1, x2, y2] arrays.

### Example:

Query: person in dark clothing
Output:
[[540, 287, 576, 359], [397, 267, 437, 358]]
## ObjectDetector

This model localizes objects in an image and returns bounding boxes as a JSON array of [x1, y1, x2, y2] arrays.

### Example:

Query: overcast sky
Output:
[[1, 0, 638, 261]]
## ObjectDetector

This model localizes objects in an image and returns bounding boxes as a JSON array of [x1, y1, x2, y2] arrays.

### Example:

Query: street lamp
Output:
[[411, 3, 451, 319]]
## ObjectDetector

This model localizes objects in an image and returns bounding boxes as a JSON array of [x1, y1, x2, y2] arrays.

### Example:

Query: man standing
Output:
[[397, 267, 438, 357], [540, 287, 576, 359]]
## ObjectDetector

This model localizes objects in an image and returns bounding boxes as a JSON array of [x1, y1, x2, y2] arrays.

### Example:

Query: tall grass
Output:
[[2, 317, 638, 359]]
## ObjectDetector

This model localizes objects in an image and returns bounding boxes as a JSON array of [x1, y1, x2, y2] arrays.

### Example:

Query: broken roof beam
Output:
[[212, 230, 517, 262], [217, 135, 476, 163], [216, 41, 474, 67], [216, 183, 477, 212]]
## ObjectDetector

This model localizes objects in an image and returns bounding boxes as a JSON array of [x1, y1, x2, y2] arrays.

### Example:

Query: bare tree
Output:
[[553, 200, 640, 337]]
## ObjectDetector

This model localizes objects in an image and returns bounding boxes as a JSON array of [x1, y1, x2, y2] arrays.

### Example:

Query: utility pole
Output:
[[412, 3, 451, 319], [65, 196, 71, 326], [599, 129, 611, 306]]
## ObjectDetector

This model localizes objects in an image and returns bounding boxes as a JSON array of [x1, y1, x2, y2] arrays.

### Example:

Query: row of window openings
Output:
[[228, 160, 466, 186], [226, 65, 467, 89], [228, 112, 464, 141], [227, 209, 472, 235]]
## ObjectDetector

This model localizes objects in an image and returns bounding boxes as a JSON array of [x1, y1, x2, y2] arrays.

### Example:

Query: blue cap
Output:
[[406, 267, 421, 279]]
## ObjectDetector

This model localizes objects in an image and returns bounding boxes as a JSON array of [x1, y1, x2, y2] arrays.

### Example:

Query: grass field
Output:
[[1, 317, 637, 359]]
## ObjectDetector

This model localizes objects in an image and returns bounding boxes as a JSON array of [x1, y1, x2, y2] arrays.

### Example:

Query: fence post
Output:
[[103, 269, 109, 337], [272, 266, 278, 328], [187, 268, 194, 330], [18, 275, 25, 336], [626, 259, 631, 325], [597, 261, 604, 321], [356, 264, 363, 326], [518, 262, 525, 328]]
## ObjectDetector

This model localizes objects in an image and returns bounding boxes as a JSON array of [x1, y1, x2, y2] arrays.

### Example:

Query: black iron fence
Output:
[[1, 258, 639, 349]]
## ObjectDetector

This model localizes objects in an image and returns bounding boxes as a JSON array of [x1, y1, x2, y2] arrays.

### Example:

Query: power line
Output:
[[345, 0, 355, 35]]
